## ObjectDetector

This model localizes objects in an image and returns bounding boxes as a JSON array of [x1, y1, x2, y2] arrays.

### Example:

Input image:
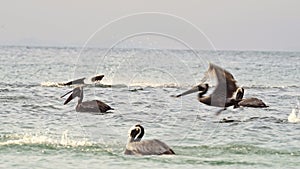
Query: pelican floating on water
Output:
[[125, 124, 175, 155], [61, 86, 113, 113], [234, 87, 267, 108], [176, 63, 267, 113]]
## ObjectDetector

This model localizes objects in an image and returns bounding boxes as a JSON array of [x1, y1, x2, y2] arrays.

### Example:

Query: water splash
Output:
[[288, 102, 300, 123], [40, 81, 63, 87], [0, 131, 92, 147]]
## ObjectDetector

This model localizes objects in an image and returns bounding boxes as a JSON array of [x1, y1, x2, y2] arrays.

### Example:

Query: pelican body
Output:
[[61, 86, 113, 113], [125, 124, 175, 155], [234, 87, 267, 107], [176, 63, 267, 111]]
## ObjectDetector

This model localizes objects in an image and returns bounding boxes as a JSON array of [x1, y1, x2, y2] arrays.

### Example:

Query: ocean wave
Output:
[[177, 143, 300, 156], [0, 82, 37, 88], [39, 79, 300, 91], [243, 84, 300, 89], [131, 83, 299, 89], [213, 116, 286, 124], [0, 131, 92, 147], [0, 95, 29, 101], [127, 82, 180, 88], [40, 81, 180, 89], [40, 81, 64, 87]]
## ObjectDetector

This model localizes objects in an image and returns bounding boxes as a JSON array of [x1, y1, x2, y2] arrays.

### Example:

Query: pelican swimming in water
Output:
[[233, 87, 268, 108], [125, 124, 175, 155], [61, 86, 113, 113], [176, 63, 267, 113]]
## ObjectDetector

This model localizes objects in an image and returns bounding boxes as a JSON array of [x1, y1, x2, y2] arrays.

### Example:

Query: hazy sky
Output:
[[0, 0, 299, 51]]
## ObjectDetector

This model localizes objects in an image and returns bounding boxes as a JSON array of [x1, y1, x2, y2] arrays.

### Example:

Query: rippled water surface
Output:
[[0, 46, 300, 168]]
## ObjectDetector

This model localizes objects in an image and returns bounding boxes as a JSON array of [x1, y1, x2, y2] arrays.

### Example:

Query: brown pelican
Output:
[[176, 63, 267, 113], [234, 87, 267, 108], [60, 75, 104, 86], [61, 86, 113, 113], [125, 124, 175, 155]]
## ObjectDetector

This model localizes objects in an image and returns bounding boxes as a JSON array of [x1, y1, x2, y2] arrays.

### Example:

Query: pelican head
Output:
[[176, 83, 209, 97], [125, 124, 175, 155], [235, 87, 244, 100], [128, 124, 144, 142], [61, 87, 83, 105]]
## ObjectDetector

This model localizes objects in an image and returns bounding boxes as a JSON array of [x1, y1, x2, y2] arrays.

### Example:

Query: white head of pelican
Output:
[[124, 124, 175, 155]]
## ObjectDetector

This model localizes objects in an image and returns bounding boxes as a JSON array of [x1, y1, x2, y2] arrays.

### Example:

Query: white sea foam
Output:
[[40, 81, 63, 87], [0, 130, 92, 147], [288, 107, 300, 123]]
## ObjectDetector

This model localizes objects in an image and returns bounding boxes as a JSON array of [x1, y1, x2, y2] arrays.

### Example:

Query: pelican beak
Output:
[[176, 84, 206, 97], [63, 93, 75, 105], [61, 89, 74, 105], [61, 90, 72, 98]]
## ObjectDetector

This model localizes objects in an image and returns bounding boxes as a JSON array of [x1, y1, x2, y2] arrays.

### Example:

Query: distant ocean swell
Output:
[[1, 132, 299, 157], [39, 81, 300, 89]]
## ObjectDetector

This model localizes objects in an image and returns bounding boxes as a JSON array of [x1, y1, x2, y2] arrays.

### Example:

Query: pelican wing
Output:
[[91, 75, 104, 82], [62, 77, 86, 86], [95, 100, 114, 112], [207, 63, 238, 106], [125, 139, 175, 155]]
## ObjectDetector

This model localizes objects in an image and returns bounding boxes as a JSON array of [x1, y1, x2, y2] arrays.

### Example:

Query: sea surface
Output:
[[0, 46, 299, 168]]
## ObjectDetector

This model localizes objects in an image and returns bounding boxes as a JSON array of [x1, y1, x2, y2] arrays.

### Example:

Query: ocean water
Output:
[[0, 46, 300, 168]]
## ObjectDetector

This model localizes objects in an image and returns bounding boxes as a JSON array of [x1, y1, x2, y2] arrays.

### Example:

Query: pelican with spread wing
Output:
[[60, 75, 104, 86], [176, 63, 267, 113]]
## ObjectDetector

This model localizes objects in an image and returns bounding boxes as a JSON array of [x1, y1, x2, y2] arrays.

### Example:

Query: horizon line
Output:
[[0, 44, 299, 53]]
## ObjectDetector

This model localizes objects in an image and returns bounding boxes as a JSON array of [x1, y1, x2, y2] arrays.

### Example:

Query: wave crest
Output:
[[0, 131, 92, 147]]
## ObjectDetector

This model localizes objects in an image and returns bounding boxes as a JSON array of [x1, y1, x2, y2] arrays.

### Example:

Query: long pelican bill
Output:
[[61, 90, 73, 98], [176, 85, 204, 97], [63, 93, 75, 105]]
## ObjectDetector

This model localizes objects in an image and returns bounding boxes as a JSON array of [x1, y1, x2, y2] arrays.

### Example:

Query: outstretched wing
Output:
[[91, 75, 104, 82], [207, 63, 238, 106], [62, 77, 86, 86]]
